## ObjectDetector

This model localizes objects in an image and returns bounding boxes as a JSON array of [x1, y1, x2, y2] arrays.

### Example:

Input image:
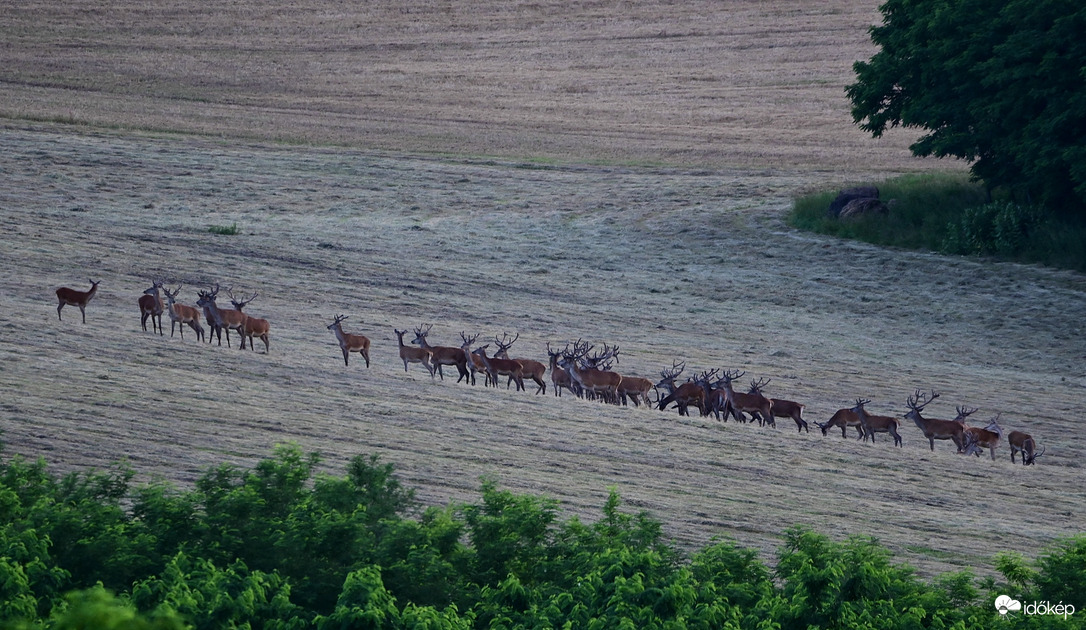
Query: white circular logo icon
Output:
[[995, 595, 1022, 615]]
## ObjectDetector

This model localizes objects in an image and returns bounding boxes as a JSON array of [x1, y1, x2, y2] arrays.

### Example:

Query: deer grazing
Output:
[[196, 285, 247, 348], [814, 408, 865, 439], [493, 333, 547, 394], [904, 390, 965, 453], [960, 411, 1004, 460], [851, 398, 902, 447], [162, 285, 205, 342], [748, 380, 809, 433], [394, 328, 435, 377], [55, 279, 100, 323], [471, 345, 526, 391], [655, 362, 705, 416], [229, 290, 269, 353], [138, 280, 164, 334], [717, 370, 774, 427], [412, 324, 470, 383], [1008, 430, 1044, 465], [545, 343, 578, 397], [328, 315, 370, 367]]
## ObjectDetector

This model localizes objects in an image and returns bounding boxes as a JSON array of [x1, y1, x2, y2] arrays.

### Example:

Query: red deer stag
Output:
[[328, 315, 370, 367], [412, 324, 470, 383], [904, 390, 965, 453], [655, 362, 705, 416], [394, 328, 435, 377], [162, 285, 206, 342], [493, 333, 547, 394], [961, 411, 1004, 461], [617, 374, 655, 408], [138, 280, 164, 335], [851, 398, 902, 447], [560, 341, 621, 404], [472, 345, 526, 391], [459, 332, 487, 386], [229, 290, 269, 353], [196, 285, 247, 348], [56, 279, 100, 323], [814, 408, 865, 439], [545, 344, 578, 397], [1008, 430, 1044, 465], [748, 380, 808, 433], [717, 371, 774, 427]]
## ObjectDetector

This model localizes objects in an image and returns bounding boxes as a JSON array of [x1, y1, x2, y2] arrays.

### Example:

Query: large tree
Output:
[[847, 0, 1086, 217]]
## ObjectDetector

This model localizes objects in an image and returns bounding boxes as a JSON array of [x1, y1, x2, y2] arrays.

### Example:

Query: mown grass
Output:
[[208, 222, 239, 235], [789, 172, 1086, 271]]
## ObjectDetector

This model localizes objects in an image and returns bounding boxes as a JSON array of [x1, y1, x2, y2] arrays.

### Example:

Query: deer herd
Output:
[[54, 279, 1046, 467]]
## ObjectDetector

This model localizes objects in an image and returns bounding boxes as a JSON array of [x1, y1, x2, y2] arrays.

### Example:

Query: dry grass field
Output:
[[1, 0, 1085, 581]]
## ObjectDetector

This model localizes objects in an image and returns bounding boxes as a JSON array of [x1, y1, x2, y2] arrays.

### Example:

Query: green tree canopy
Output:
[[847, 0, 1086, 216]]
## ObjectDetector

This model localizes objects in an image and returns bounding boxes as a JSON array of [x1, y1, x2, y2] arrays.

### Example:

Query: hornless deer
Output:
[[617, 375, 655, 408], [394, 328, 435, 377], [472, 345, 526, 391], [493, 333, 547, 395], [328, 315, 370, 367], [961, 412, 1004, 461], [851, 398, 902, 447], [196, 285, 246, 348], [138, 280, 164, 335], [814, 408, 865, 439], [1008, 430, 1044, 465], [56, 279, 100, 323], [162, 285, 206, 342], [655, 362, 705, 416], [717, 371, 774, 427], [229, 291, 269, 353], [546, 343, 578, 397], [748, 381, 808, 433], [412, 324, 470, 383], [904, 390, 965, 453], [560, 341, 622, 404]]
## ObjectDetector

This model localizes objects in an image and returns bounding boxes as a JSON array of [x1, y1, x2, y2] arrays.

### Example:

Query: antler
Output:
[[955, 405, 979, 420], [413, 323, 433, 337], [854, 397, 871, 407], [460, 331, 479, 346], [494, 332, 519, 351], [332, 314, 349, 324], [660, 360, 685, 380], [719, 369, 745, 383], [906, 389, 939, 411], [748, 377, 771, 393]]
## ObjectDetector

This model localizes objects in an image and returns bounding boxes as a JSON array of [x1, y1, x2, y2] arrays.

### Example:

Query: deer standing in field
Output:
[[394, 328, 435, 377], [1008, 430, 1044, 465], [655, 362, 705, 416], [228, 291, 269, 353], [546, 343, 578, 397], [850, 398, 902, 447], [904, 390, 965, 453], [459, 332, 487, 386], [814, 408, 865, 439], [162, 285, 205, 342], [55, 280, 100, 323], [717, 370, 774, 427], [472, 345, 526, 391], [560, 341, 622, 404], [748, 380, 808, 433], [196, 285, 246, 348], [493, 333, 547, 394], [412, 324, 470, 383], [617, 374, 655, 408], [960, 410, 1004, 460], [328, 315, 370, 367], [138, 280, 164, 335]]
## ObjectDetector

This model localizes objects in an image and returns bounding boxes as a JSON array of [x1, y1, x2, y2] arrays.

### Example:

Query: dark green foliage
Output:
[[3, 442, 1085, 629], [847, 0, 1086, 218]]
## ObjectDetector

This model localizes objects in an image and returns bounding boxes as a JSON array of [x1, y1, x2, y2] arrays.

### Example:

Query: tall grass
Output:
[[789, 173, 1086, 271]]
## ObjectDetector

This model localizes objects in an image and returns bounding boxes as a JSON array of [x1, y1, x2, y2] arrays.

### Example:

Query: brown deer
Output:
[[394, 328, 435, 377], [138, 280, 164, 334], [493, 333, 547, 395], [717, 370, 774, 427], [748, 380, 808, 433], [196, 285, 247, 348], [814, 408, 865, 439], [56, 279, 100, 323], [412, 324, 470, 383], [545, 343, 578, 397], [560, 341, 622, 404], [228, 290, 269, 353], [961, 412, 1004, 460], [851, 398, 902, 447], [1008, 430, 1044, 465], [472, 345, 526, 391], [655, 362, 705, 416], [162, 285, 205, 342], [617, 375, 655, 408], [904, 390, 965, 452], [459, 332, 487, 386], [328, 315, 370, 367]]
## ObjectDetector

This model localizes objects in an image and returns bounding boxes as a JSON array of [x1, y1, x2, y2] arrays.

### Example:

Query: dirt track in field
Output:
[[1, 0, 1085, 578]]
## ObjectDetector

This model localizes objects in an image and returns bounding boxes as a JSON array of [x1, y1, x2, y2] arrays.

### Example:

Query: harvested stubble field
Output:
[[1, 0, 1085, 579]]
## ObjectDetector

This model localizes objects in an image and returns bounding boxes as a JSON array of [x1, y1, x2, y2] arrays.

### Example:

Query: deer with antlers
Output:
[[960, 411, 1004, 460], [716, 370, 774, 427], [904, 390, 965, 453], [162, 285, 206, 342], [472, 345, 526, 391], [196, 285, 247, 348], [850, 398, 902, 447], [228, 290, 269, 353], [327, 315, 370, 367], [748, 380, 808, 433], [138, 280, 164, 335], [55, 279, 100, 323], [545, 343, 578, 397], [655, 362, 705, 416], [493, 333, 547, 395], [394, 328, 435, 377], [412, 324, 470, 383], [1008, 430, 1044, 465], [458, 332, 486, 386], [814, 408, 865, 439], [560, 341, 622, 404]]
